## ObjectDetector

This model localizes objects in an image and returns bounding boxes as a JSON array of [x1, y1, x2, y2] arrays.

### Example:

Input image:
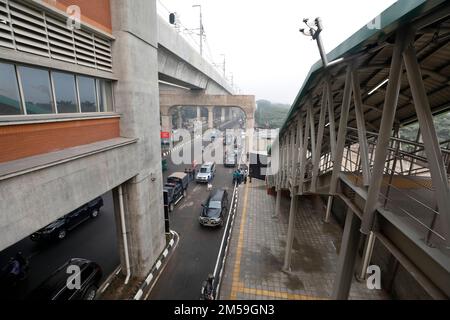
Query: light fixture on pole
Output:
[[300, 17, 328, 67], [192, 4, 204, 57]]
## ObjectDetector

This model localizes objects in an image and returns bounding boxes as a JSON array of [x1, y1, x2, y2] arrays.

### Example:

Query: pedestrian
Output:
[[233, 170, 239, 185]]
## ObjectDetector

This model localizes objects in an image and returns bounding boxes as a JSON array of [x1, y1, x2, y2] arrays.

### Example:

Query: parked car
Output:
[[196, 162, 216, 183], [199, 189, 229, 227], [163, 172, 189, 212], [28, 258, 102, 300], [30, 197, 104, 242]]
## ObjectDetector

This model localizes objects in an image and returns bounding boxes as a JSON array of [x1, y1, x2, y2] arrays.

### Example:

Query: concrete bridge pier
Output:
[[221, 108, 226, 123], [177, 107, 182, 129], [197, 106, 201, 122], [207, 106, 214, 129], [161, 114, 172, 134], [111, 0, 166, 279]]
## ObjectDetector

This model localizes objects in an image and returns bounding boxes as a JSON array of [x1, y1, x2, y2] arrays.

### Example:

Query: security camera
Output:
[[300, 28, 313, 37], [303, 18, 317, 29]]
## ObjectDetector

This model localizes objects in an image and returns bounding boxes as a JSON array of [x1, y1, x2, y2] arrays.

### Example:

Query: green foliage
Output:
[[399, 110, 450, 151], [255, 99, 290, 129]]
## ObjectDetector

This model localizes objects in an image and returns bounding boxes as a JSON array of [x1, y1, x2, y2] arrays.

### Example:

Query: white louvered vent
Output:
[[94, 35, 112, 71], [46, 15, 76, 64], [2, 0, 113, 72], [0, 0, 14, 49], [9, 0, 49, 57], [74, 28, 96, 68]]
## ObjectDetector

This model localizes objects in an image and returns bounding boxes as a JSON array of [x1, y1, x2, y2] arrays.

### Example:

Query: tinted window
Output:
[[53, 72, 78, 113], [19, 66, 53, 114], [78, 76, 97, 113], [97, 79, 113, 112], [0, 63, 22, 115], [208, 200, 222, 209]]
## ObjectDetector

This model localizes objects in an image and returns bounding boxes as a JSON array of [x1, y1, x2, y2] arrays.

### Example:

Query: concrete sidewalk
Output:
[[219, 179, 388, 300]]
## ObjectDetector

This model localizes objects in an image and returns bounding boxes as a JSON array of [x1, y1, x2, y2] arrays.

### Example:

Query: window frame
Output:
[[0, 62, 25, 116], [16, 65, 56, 115], [0, 60, 115, 118], [76, 75, 99, 114], [51, 71, 80, 114], [96, 78, 115, 113]]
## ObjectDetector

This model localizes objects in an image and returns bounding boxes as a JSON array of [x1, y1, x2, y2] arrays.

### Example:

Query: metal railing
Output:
[[269, 126, 450, 248], [333, 127, 449, 247]]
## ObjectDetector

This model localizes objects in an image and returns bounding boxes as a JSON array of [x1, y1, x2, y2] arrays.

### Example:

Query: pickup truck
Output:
[[163, 172, 189, 212]]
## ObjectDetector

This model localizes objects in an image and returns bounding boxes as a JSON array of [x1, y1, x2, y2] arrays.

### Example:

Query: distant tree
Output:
[[255, 100, 290, 129]]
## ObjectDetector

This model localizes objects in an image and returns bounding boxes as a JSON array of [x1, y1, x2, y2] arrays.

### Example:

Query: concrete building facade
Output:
[[0, 0, 163, 282]]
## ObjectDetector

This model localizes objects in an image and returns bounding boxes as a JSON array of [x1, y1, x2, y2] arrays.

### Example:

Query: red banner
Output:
[[161, 131, 170, 139]]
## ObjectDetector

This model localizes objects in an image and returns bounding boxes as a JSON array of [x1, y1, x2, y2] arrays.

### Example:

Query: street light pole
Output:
[[193, 4, 204, 57], [300, 17, 328, 68], [221, 54, 226, 78]]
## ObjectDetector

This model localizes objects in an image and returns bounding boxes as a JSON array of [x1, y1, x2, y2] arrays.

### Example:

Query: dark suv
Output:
[[28, 258, 102, 300], [30, 197, 104, 242], [199, 189, 229, 227]]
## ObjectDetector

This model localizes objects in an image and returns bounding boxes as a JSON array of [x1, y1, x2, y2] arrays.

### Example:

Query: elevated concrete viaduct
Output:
[[156, 15, 254, 135], [159, 92, 256, 132]]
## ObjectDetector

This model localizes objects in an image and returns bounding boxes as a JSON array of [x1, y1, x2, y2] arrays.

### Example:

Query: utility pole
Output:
[[193, 5, 204, 57], [221, 54, 226, 78]]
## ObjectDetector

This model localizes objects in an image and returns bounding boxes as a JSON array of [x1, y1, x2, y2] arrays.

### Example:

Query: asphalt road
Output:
[[0, 119, 242, 300], [0, 192, 119, 300], [149, 120, 242, 300]]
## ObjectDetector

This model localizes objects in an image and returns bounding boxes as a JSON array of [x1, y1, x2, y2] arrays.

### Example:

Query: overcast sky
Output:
[[159, 0, 397, 105]]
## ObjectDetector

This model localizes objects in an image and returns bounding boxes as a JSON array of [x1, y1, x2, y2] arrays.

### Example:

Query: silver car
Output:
[[196, 162, 216, 183]]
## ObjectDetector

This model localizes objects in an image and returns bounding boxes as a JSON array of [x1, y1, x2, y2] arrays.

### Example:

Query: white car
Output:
[[196, 162, 216, 183]]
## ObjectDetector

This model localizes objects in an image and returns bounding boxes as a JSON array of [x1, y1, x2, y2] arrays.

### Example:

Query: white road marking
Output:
[[145, 273, 154, 285], [134, 289, 143, 300]]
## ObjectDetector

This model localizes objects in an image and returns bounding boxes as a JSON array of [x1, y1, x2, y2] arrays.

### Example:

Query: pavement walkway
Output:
[[219, 178, 389, 300]]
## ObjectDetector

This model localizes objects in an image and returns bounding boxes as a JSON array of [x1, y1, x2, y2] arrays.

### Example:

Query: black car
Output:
[[28, 258, 102, 300], [199, 189, 229, 227], [30, 197, 104, 242]]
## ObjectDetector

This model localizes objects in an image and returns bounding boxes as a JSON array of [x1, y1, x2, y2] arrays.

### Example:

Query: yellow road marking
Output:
[[234, 286, 325, 300], [230, 182, 250, 300]]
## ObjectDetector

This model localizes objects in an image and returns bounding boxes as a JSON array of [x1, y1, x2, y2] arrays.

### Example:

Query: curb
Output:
[[133, 230, 179, 300], [98, 266, 122, 297]]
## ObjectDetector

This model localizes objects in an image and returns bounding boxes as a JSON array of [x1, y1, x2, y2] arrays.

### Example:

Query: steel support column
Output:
[[361, 32, 408, 234], [283, 192, 298, 271], [298, 108, 311, 194], [327, 80, 337, 159], [352, 71, 371, 186], [357, 231, 376, 281], [295, 113, 304, 189], [309, 103, 316, 164], [332, 208, 362, 299], [311, 84, 328, 192], [274, 188, 282, 218], [403, 41, 450, 246], [325, 66, 353, 222]]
